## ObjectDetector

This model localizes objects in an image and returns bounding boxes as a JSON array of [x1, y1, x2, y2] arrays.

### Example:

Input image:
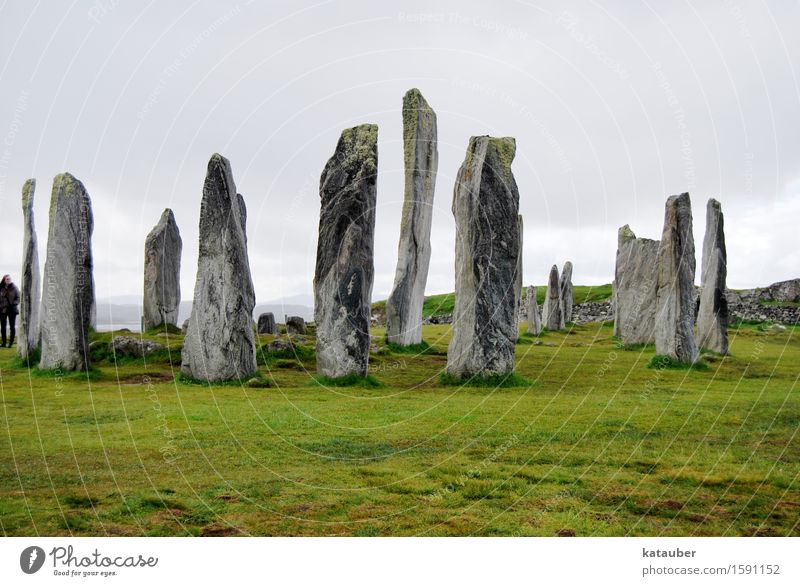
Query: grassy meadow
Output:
[[0, 317, 798, 537]]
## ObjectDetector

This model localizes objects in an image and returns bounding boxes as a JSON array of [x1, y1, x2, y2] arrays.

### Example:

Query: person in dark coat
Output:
[[0, 274, 20, 347]]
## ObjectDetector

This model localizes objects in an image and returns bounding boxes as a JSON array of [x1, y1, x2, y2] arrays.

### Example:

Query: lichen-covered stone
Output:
[[542, 264, 564, 330], [181, 154, 257, 382], [613, 224, 659, 344], [697, 198, 728, 354], [143, 208, 182, 330], [655, 192, 699, 363], [39, 173, 94, 371], [526, 285, 541, 335], [110, 336, 165, 358], [386, 89, 438, 346], [257, 312, 277, 335], [18, 179, 41, 360], [446, 136, 520, 379], [286, 316, 306, 335], [314, 124, 377, 378], [560, 261, 573, 324], [514, 215, 524, 340]]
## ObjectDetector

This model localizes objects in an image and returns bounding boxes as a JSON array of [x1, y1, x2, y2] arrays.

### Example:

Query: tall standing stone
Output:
[[181, 154, 257, 382], [39, 173, 94, 371], [18, 179, 41, 360], [386, 89, 438, 346], [697, 198, 728, 354], [314, 124, 378, 378], [514, 215, 523, 340], [446, 136, 520, 379], [613, 224, 659, 344], [560, 260, 573, 324], [526, 285, 541, 335], [257, 312, 277, 335], [655, 192, 699, 363], [142, 208, 182, 330], [542, 265, 564, 330]]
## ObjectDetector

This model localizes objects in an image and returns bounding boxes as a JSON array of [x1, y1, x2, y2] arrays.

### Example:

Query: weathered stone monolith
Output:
[[560, 261, 573, 324], [180, 154, 257, 382], [386, 89, 438, 346], [39, 173, 94, 371], [697, 198, 728, 354], [655, 192, 699, 363], [18, 179, 41, 360], [446, 136, 520, 379], [314, 124, 377, 378], [286, 316, 306, 335], [526, 285, 541, 335], [514, 214, 523, 340], [143, 209, 182, 330], [542, 265, 564, 331], [257, 312, 277, 335], [613, 224, 659, 344]]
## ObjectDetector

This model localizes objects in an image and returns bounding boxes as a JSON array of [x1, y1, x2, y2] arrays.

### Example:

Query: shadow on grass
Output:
[[646, 355, 709, 371], [312, 374, 383, 388]]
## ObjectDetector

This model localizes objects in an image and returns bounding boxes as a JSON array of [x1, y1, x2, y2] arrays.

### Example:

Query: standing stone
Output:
[[514, 215, 523, 340], [39, 173, 94, 371], [613, 224, 659, 344], [655, 192, 699, 363], [542, 265, 564, 330], [697, 198, 728, 354], [526, 285, 541, 335], [142, 208, 182, 330], [446, 136, 520, 379], [181, 154, 257, 382], [386, 89, 438, 346], [257, 312, 277, 335], [560, 261, 573, 324], [18, 179, 41, 360], [314, 124, 378, 378], [286, 316, 306, 335]]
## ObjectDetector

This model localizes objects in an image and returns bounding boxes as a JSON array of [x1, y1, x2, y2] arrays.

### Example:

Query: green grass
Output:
[[646, 355, 710, 371], [439, 371, 533, 388], [759, 300, 800, 307], [385, 340, 436, 355], [312, 374, 383, 388], [0, 322, 797, 537]]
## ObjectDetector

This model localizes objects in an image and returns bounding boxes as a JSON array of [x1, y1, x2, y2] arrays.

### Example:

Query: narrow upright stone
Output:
[[613, 224, 659, 344], [697, 198, 728, 354], [181, 154, 257, 382], [39, 173, 94, 371], [560, 260, 573, 324], [18, 179, 41, 360], [655, 192, 699, 363], [314, 124, 378, 378], [142, 208, 182, 330], [514, 215, 523, 340], [446, 136, 520, 379], [386, 89, 438, 346], [257, 312, 277, 335], [526, 285, 541, 335], [542, 265, 564, 330]]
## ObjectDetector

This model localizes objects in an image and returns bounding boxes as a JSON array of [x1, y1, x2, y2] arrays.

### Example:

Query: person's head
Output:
[[2, 275, 11, 287]]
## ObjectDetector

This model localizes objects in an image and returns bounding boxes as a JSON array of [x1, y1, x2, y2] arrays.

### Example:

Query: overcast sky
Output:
[[1, 0, 798, 306]]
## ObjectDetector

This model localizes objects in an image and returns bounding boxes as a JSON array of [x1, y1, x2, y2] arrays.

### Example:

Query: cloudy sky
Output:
[[0, 0, 798, 306]]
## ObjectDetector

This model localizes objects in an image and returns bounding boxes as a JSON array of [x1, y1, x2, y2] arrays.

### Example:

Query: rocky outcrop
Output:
[[39, 173, 95, 371], [514, 215, 523, 340], [526, 285, 541, 335], [286, 316, 306, 335], [142, 208, 182, 330], [560, 260, 573, 324], [542, 265, 564, 331], [446, 136, 520, 379], [180, 154, 257, 382], [386, 89, 438, 346], [655, 193, 699, 363], [613, 224, 659, 344], [18, 179, 41, 360], [257, 312, 277, 335], [110, 336, 166, 358], [697, 199, 728, 354], [314, 124, 378, 378]]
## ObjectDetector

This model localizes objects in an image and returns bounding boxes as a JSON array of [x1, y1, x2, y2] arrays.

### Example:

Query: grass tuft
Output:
[[312, 374, 383, 388], [647, 355, 709, 371], [438, 371, 533, 388], [385, 340, 435, 355]]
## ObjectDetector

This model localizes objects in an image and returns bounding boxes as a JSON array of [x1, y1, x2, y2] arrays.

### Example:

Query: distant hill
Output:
[[372, 284, 614, 319]]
